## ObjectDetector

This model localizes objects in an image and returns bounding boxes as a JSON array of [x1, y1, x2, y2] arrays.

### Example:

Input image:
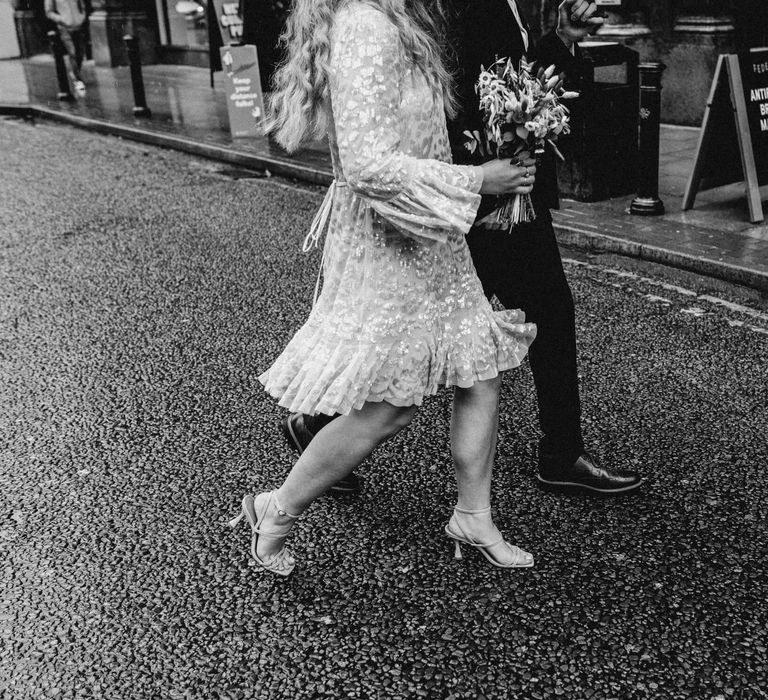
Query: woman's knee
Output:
[[351, 401, 417, 441], [455, 375, 501, 406], [380, 404, 417, 438]]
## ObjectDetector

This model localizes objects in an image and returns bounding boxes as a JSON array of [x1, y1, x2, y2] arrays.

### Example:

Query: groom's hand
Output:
[[556, 0, 604, 49]]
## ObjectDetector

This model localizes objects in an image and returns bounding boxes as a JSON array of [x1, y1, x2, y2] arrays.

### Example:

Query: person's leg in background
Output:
[[73, 27, 85, 76], [281, 411, 361, 493], [57, 28, 79, 82], [59, 27, 86, 95]]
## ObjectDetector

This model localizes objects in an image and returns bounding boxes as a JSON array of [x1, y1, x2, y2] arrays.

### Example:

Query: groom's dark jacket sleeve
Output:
[[446, 0, 583, 222]]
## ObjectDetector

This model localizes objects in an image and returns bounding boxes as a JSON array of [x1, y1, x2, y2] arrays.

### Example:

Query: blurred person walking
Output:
[[45, 0, 87, 96]]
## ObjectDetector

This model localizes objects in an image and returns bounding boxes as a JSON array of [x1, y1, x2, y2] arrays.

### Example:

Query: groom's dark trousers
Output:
[[448, 0, 585, 461], [466, 216, 583, 461]]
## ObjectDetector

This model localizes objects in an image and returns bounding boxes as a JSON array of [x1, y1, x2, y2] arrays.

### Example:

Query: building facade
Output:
[[537, 0, 767, 125], [11, 0, 768, 125]]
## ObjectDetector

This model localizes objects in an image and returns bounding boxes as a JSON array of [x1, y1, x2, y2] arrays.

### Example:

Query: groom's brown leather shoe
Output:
[[537, 452, 642, 494], [281, 413, 362, 495]]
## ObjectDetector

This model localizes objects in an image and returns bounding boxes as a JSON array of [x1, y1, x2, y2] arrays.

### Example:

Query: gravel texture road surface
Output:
[[1, 118, 767, 699]]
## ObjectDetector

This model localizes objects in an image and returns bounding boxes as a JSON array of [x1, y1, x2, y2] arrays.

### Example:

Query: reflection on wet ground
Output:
[[1, 56, 329, 178]]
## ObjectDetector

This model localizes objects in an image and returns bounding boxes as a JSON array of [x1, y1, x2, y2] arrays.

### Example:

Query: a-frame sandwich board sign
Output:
[[683, 49, 768, 223]]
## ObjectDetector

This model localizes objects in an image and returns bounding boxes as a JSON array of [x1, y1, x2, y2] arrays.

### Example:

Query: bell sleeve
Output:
[[329, 4, 483, 243]]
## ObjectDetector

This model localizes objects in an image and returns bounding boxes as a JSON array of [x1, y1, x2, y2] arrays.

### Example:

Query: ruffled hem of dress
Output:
[[258, 309, 536, 417]]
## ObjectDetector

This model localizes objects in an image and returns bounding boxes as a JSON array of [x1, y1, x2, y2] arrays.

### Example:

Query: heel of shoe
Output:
[[228, 511, 245, 529], [453, 539, 463, 560]]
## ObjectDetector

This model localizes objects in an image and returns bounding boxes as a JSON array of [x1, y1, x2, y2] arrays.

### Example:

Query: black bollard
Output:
[[47, 30, 74, 102], [630, 62, 666, 216], [123, 34, 151, 118]]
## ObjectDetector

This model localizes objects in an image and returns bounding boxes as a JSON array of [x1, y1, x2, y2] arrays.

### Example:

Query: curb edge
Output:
[[3, 102, 766, 292], [553, 223, 768, 292]]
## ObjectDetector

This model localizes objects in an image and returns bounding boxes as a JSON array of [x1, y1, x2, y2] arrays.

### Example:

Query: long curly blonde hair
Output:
[[269, 0, 455, 153]]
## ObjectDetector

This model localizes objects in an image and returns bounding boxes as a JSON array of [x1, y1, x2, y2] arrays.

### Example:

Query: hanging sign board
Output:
[[210, 0, 243, 44], [683, 48, 768, 223], [220, 44, 266, 138]]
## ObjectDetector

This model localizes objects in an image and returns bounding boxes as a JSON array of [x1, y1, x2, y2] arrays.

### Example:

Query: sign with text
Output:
[[683, 49, 768, 223], [220, 44, 266, 138], [739, 48, 768, 176], [210, 0, 243, 45]]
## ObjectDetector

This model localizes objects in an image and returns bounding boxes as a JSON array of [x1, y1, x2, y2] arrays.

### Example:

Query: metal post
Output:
[[123, 34, 151, 118], [630, 62, 666, 216], [47, 30, 73, 102]]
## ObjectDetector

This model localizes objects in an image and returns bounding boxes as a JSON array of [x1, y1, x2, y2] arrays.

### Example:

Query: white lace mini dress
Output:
[[259, 2, 537, 416]]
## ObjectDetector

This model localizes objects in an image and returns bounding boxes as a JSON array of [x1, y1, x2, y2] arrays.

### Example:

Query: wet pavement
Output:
[[1, 118, 767, 699], [0, 56, 330, 182], [2, 56, 768, 289]]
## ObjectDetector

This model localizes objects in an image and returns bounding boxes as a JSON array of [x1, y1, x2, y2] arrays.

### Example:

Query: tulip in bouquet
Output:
[[465, 57, 578, 229]]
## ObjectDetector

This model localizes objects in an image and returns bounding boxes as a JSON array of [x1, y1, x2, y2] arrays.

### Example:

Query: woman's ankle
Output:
[[452, 505, 500, 540], [273, 489, 303, 520], [455, 501, 491, 515], [256, 492, 299, 558]]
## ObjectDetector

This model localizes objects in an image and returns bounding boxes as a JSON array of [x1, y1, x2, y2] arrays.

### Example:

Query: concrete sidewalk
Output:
[[3, 56, 768, 291]]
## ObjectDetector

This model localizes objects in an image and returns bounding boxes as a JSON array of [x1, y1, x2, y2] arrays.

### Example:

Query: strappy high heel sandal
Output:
[[445, 505, 534, 569], [229, 491, 299, 576]]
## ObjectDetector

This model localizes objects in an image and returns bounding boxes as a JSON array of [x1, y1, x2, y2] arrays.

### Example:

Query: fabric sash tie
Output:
[[302, 180, 344, 307]]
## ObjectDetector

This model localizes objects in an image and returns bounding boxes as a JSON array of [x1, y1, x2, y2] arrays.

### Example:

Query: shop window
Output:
[[156, 0, 209, 48]]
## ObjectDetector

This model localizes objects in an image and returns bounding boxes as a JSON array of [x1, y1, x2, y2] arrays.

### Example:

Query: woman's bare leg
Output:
[[451, 375, 523, 565], [257, 401, 417, 558], [452, 376, 501, 509]]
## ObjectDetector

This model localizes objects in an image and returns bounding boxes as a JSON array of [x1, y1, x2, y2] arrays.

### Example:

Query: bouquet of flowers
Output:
[[465, 57, 578, 229]]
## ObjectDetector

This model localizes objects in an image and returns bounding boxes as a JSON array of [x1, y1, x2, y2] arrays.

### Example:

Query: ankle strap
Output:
[[454, 504, 492, 515], [272, 492, 300, 519]]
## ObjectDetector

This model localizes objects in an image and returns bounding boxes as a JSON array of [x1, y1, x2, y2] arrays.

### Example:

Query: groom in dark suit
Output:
[[447, 0, 641, 494], [282, 0, 642, 495]]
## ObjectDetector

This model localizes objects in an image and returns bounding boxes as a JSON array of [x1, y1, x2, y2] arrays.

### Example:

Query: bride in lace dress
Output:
[[230, 0, 541, 575]]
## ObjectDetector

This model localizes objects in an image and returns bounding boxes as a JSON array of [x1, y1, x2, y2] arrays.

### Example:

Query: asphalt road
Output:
[[1, 118, 767, 700]]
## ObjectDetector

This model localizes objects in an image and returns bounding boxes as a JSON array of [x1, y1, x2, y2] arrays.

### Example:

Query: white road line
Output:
[[563, 258, 768, 332], [644, 294, 673, 304], [697, 294, 768, 322]]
